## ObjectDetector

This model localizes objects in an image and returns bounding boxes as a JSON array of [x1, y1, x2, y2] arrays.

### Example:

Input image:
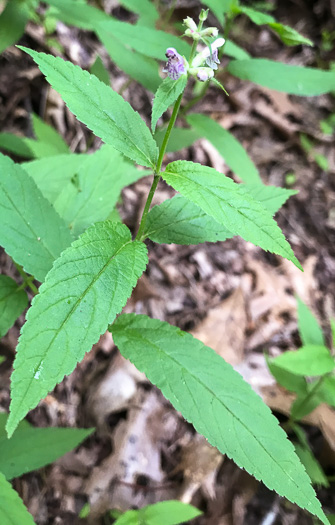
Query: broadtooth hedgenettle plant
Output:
[[0, 8, 331, 525]]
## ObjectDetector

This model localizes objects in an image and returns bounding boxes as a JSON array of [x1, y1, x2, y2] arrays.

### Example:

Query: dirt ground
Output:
[[1, 1, 335, 524]]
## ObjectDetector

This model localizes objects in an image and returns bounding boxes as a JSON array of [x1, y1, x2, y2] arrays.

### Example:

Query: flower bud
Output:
[[183, 16, 198, 33], [199, 8, 209, 22], [200, 27, 219, 38]]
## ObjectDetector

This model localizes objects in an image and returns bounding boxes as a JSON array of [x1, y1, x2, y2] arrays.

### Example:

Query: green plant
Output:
[[1, 2, 335, 524], [267, 298, 335, 490], [0, 413, 93, 524]]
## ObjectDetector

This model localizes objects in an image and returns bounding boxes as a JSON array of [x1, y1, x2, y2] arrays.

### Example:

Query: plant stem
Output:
[[135, 92, 183, 241], [135, 15, 206, 242], [286, 375, 326, 429], [15, 263, 39, 295]]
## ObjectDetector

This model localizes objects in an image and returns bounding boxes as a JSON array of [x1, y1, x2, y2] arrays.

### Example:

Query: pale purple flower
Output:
[[163, 47, 186, 80], [206, 48, 220, 70]]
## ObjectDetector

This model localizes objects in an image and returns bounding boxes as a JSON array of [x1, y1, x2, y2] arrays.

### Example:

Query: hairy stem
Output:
[[135, 92, 183, 241]]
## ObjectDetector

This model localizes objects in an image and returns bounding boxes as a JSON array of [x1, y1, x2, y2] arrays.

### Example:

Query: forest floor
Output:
[[1, 1, 335, 524]]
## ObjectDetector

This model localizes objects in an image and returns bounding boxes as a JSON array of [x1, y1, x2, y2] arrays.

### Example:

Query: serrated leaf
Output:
[[6, 222, 147, 437], [144, 195, 232, 244], [297, 297, 325, 347], [0, 276, 28, 338], [162, 160, 302, 269], [22, 153, 89, 203], [20, 47, 159, 168], [154, 127, 200, 153], [0, 0, 30, 53], [272, 346, 335, 376], [24, 148, 148, 237], [228, 59, 335, 96], [32, 113, 69, 153], [246, 184, 297, 215], [151, 76, 187, 133], [0, 413, 93, 479], [114, 501, 202, 525], [186, 114, 261, 184], [0, 472, 36, 525], [97, 19, 191, 61], [144, 184, 296, 245], [97, 27, 161, 92], [53, 145, 149, 237], [0, 153, 73, 282], [90, 55, 110, 85], [111, 314, 327, 524]]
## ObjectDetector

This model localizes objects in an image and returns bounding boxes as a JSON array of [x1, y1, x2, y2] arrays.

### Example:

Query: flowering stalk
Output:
[[135, 10, 226, 241]]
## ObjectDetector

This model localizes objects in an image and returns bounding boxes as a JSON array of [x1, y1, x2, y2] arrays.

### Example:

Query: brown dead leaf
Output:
[[178, 435, 223, 503], [191, 287, 247, 365]]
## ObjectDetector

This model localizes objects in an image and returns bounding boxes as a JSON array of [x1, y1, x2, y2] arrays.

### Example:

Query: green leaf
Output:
[[268, 23, 313, 47], [22, 153, 88, 203], [236, 6, 313, 46], [6, 222, 147, 437], [162, 160, 302, 269], [44, 0, 109, 30], [272, 346, 335, 376], [237, 6, 275, 25], [266, 355, 307, 395], [228, 59, 335, 96], [97, 27, 161, 92], [144, 195, 233, 244], [0, 276, 28, 338], [97, 19, 191, 61], [294, 443, 329, 488], [0, 133, 35, 158], [0, 413, 93, 479], [114, 501, 202, 525], [154, 127, 200, 153], [297, 297, 325, 347], [186, 113, 261, 184], [90, 55, 110, 86], [144, 185, 294, 245], [0, 0, 30, 53], [20, 47, 159, 168], [118, 0, 159, 27], [245, 184, 297, 215], [224, 40, 251, 60], [317, 375, 335, 408], [32, 113, 69, 154], [0, 472, 36, 525], [52, 145, 148, 237], [151, 76, 187, 133], [111, 313, 327, 525], [0, 132, 66, 159], [0, 153, 73, 282], [201, 0, 238, 25]]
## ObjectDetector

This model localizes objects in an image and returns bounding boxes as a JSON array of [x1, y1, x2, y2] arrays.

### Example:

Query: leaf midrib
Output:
[[118, 325, 313, 502], [48, 55, 157, 168], [14, 237, 133, 414]]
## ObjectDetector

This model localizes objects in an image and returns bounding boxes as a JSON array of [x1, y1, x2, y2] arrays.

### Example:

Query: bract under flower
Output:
[[163, 47, 186, 80]]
